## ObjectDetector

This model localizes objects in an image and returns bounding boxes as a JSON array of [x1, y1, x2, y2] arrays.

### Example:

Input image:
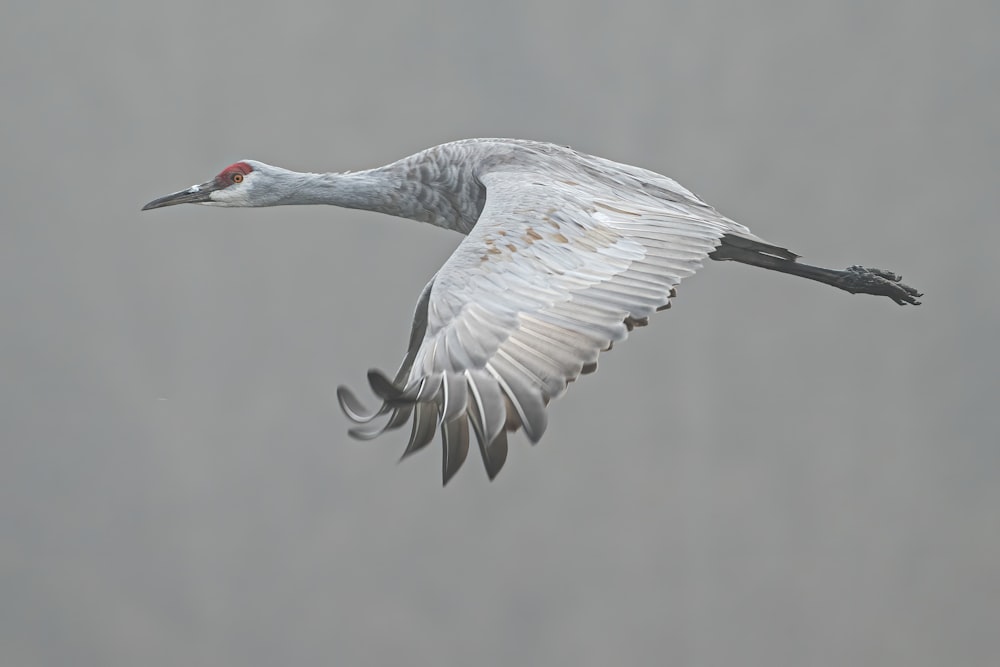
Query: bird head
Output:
[[141, 160, 294, 210]]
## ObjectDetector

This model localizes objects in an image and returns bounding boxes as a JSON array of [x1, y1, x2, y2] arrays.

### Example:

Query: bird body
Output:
[[143, 138, 921, 484]]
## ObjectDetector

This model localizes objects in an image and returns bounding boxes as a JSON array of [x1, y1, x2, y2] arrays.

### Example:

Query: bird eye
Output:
[[231, 173, 244, 183]]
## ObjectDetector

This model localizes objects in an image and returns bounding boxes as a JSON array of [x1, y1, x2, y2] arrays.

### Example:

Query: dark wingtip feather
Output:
[[367, 368, 402, 401], [400, 402, 437, 461], [348, 405, 412, 441], [348, 417, 392, 441], [441, 417, 470, 486], [480, 429, 509, 481], [337, 385, 379, 423]]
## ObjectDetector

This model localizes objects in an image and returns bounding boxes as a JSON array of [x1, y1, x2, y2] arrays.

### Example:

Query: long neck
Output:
[[279, 168, 405, 212], [273, 164, 478, 232]]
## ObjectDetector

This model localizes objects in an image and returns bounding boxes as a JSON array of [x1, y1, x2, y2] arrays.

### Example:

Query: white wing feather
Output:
[[338, 160, 750, 483]]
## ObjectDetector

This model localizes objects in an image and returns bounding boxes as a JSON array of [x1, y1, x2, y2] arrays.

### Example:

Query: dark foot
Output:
[[838, 266, 923, 305]]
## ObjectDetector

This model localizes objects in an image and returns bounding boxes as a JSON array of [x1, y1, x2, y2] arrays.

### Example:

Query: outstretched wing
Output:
[[337, 167, 746, 484]]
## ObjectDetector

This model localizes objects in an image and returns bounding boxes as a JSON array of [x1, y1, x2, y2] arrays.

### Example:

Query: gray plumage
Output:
[[142, 138, 921, 484]]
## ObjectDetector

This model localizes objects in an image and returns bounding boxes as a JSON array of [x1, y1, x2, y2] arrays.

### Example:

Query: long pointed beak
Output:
[[141, 180, 218, 210]]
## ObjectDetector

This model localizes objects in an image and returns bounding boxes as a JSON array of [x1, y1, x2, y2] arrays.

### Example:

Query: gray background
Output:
[[3, 1, 998, 665]]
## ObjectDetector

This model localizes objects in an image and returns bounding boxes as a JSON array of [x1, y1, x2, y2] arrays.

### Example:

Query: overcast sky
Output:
[[2, 1, 998, 665]]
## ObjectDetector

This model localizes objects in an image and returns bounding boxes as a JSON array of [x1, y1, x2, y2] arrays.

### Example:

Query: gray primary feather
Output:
[[143, 138, 922, 485]]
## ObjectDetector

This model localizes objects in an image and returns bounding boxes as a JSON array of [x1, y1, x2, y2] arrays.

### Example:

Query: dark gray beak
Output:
[[141, 180, 218, 210]]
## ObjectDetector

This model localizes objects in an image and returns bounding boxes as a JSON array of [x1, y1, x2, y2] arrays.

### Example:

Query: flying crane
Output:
[[143, 139, 921, 484]]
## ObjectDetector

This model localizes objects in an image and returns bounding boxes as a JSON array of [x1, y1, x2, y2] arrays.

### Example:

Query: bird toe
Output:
[[839, 266, 923, 305]]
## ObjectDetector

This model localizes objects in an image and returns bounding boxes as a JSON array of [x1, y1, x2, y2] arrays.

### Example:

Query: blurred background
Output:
[[2, 1, 998, 665]]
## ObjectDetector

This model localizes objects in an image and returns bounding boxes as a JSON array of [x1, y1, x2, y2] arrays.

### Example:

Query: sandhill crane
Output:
[[142, 138, 921, 484]]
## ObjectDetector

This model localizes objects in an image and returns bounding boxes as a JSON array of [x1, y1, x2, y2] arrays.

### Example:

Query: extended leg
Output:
[[710, 234, 922, 306]]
